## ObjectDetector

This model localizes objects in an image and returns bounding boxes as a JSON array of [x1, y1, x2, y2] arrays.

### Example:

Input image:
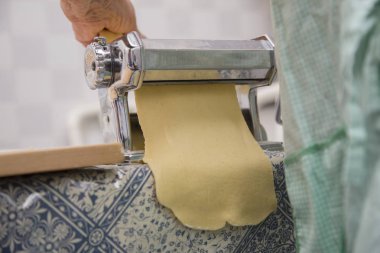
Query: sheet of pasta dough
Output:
[[135, 84, 277, 230]]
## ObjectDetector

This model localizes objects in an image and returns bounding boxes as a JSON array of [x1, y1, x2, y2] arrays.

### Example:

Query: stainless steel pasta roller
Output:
[[84, 31, 282, 162]]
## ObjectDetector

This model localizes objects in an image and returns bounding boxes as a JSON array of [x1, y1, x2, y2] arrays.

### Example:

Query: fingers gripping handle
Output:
[[99, 30, 122, 43]]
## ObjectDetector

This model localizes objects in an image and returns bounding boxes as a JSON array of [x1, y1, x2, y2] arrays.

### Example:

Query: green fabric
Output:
[[270, 0, 380, 252], [341, 1, 380, 251]]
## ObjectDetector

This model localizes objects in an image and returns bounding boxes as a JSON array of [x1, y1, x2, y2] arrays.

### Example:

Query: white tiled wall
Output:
[[0, 0, 275, 150]]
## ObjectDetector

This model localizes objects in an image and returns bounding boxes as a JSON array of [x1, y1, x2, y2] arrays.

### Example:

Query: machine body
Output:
[[84, 32, 281, 162]]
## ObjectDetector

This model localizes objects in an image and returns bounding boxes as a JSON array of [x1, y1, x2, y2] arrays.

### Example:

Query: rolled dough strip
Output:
[[135, 84, 277, 230], [0, 143, 124, 177]]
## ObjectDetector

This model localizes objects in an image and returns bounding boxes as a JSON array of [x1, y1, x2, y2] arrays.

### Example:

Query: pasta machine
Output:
[[84, 31, 281, 162]]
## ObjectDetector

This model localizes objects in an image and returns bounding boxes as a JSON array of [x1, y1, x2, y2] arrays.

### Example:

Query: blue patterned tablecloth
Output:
[[0, 151, 294, 252]]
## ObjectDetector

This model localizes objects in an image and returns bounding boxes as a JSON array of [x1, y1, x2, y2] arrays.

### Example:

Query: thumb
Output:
[[72, 21, 105, 46], [104, 0, 137, 35]]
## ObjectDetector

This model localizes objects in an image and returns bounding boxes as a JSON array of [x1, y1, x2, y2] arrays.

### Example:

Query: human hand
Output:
[[60, 0, 138, 46]]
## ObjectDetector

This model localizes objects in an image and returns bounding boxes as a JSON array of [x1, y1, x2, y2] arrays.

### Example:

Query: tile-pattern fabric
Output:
[[0, 151, 295, 252], [0, 0, 273, 150]]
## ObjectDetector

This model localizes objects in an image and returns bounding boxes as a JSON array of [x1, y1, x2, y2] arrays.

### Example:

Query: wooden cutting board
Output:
[[0, 143, 124, 177]]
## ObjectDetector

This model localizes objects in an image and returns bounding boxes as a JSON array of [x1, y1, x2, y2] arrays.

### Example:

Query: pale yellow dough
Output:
[[135, 84, 277, 230]]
